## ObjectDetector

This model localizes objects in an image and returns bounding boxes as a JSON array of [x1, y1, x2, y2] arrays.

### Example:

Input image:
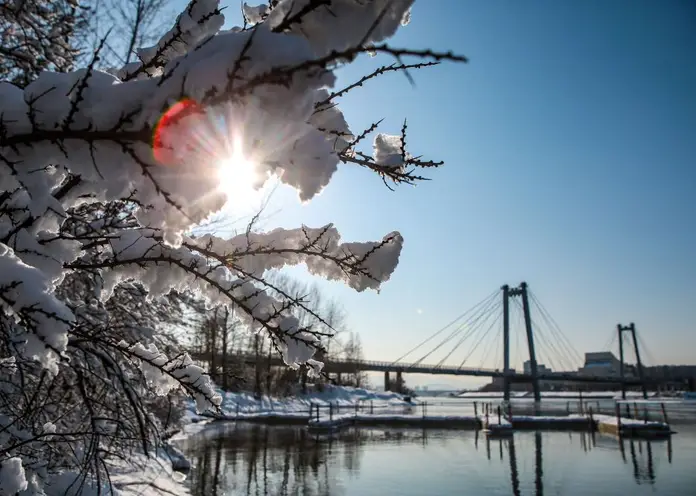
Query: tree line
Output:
[[189, 271, 369, 397]]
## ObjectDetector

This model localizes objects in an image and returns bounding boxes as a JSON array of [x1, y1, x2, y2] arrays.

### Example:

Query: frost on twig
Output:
[[0, 0, 464, 489]]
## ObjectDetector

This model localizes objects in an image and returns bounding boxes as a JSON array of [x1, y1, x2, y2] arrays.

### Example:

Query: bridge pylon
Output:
[[503, 282, 541, 404], [617, 323, 648, 399]]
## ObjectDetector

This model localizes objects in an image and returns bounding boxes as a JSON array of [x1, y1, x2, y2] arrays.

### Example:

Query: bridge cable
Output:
[[636, 332, 657, 367], [515, 300, 556, 368], [625, 330, 652, 368], [601, 330, 617, 355], [477, 316, 503, 371], [458, 309, 503, 370], [492, 320, 503, 372], [389, 288, 501, 365], [460, 310, 502, 370], [532, 312, 573, 371], [529, 290, 583, 365], [528, 292, 582, 368], [525, 314, 561, 372], [433, 298, 503, 369], [395, 290, 501, 368], [513, 305, 522, 371], [512, 299, 565, 372], [432, 297, 503, 368], [509, 299, 559, 370], [412, 296, 502, 368], [528, 297, 580, 372], [528, 291, 583, 366]]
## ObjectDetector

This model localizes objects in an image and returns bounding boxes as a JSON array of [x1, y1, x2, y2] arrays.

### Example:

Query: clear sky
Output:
[[181, 1, 696, 388]]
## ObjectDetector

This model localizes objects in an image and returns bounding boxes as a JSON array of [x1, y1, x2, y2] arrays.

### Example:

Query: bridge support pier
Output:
[[396, 371, 403, 393], [384, 371, 390, 391], [336, 372, 342, 385]]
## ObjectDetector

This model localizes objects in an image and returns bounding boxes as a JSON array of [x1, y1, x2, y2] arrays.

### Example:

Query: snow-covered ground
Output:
[[106, 450, 191, 496], [183, 385, 407, 421], [99, 386, 404, 495]]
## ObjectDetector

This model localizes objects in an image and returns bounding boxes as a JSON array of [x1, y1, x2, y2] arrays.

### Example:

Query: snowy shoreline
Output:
[[181, 384, 407, 422], [117, 386, 406, 495], [126, 385, 680, 494]]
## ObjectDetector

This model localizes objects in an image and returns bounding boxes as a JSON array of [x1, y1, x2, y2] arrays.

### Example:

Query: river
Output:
[[173, 398, 696, 495]]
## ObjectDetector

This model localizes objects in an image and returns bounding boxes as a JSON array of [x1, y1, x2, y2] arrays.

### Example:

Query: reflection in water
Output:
[[181, 424, 439, 496], [178, 423, 676, 496], [507, 434, 520, 496], [621, 435, 672, 485], [483, 431, 671, 496], [534, 432, 543, 496]]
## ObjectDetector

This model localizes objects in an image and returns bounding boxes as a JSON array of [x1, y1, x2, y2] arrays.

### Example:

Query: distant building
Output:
[[578, 351, 627, 377], [523, 360, 552, 375], [643, 365, 696, 387]]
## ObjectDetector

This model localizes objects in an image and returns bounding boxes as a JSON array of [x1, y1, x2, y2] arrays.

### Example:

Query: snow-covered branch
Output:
[[0, 0, 463, 490]]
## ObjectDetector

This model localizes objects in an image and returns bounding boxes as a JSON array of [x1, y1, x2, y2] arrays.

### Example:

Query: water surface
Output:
[[176, 420, 696, 495]]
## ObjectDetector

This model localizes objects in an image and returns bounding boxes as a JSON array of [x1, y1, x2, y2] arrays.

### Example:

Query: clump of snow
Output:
[[118, 340, 222, 412], [373, 133, 408, 168], [243, 3, 269, 23], [42, 422, 57, 434], [0, 458, 27, 495], [0, 244, 73, 374]]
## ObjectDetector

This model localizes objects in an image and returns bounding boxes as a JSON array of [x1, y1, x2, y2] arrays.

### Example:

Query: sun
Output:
[[216, 140, 261, 206]]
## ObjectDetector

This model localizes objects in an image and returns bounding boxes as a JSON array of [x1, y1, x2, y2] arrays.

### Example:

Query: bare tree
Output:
[[343, 331, 368, 387], [84, 0, 173, 66], [0, 0, 89, 87]]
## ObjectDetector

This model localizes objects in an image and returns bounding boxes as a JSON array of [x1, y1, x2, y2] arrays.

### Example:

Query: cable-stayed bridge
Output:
[[193, 281, 674, 399]]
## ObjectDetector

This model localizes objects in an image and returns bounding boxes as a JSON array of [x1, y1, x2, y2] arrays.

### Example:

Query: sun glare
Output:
[[216, 143, 261, 206]]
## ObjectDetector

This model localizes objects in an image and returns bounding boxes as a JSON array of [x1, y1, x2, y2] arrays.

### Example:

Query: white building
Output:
[[578, 351, 630, 377]]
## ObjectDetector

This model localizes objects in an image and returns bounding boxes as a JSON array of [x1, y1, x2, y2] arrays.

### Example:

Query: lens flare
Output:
[[152, 98, 202, 166], [151, 99, 266, 208]]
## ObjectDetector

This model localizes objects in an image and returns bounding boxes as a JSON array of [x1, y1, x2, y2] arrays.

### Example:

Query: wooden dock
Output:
[[308, 413, 481, 432], [593, 414, 673, 438], [207, 401, 675, 439], [505, 414, 594, 431]]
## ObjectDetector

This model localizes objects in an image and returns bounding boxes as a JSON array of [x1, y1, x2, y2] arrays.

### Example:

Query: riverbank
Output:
[[139, 388, 685, 494], [105, 449, 191, 496], [125, 386, 408, 494], [183, 384, 407, 422]]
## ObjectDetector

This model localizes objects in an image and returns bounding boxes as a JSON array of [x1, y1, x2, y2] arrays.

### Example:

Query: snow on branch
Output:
[[0, 243, 73, 373], [116, 341, 221, 412], [0, 0, 464, 488], [1, 0, 461, 370]]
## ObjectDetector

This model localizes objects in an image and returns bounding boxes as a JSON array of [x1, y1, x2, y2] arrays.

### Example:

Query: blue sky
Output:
[[183, 1, 695, 387]]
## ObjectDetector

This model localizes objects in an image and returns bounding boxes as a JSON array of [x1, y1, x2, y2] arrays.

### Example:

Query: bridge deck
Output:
[[190, 352, 648, 385]]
